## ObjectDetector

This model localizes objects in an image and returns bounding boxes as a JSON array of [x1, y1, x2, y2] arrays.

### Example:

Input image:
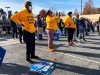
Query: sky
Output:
[[0, 0, 100, 15]]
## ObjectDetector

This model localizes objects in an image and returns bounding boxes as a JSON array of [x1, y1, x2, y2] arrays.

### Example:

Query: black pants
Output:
[[18, 27, 23, 43], [67, 28, 75, 42], [24, 30, 35, 59], [12, 28, 18, 38], [77, 29, 79, 37], [64, 27, 67, 36], [59, 27, 64, 33], [23, 30, 26, 43], [97, 26, 99, 32]]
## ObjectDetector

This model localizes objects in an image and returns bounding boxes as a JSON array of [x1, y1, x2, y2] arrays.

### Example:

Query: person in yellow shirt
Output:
[[64, 12, 76, 46], [46, 10, 60, 52], [10, 0, 39, 63]]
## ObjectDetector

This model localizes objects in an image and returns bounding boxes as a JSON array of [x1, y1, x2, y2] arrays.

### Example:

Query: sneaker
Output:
[[68, 43, 71, 46], [74, 40, 77, 42], [77, 39, 81, 42], [83, 39, 87, 41], [20, 40, 23, 44], [80, 39, 83, 42], [71, 42, 75, 45], [26, 59, 34, 63], [31, 56, 40, 59], [68, 43, 72, 46], [48, 48, 56, 52]]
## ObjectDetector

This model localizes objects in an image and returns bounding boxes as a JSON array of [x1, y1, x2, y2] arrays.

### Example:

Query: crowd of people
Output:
[[0, 9, 11, 34], [0, 0, 100, 63]]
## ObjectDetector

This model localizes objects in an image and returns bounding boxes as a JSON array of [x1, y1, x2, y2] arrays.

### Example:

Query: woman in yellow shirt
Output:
[[64, 12, 76, 46], [46, 10, 60, 52]]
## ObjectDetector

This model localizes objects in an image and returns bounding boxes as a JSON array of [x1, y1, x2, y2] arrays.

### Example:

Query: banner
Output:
[[0, 47, 6, 66], [29, 61, 57, 75]]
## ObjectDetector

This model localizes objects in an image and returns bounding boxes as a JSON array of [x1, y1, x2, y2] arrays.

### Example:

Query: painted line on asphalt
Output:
[[0, 40, 19, 47], [2, 40, 100, 65], [37, 47, 100, 65]]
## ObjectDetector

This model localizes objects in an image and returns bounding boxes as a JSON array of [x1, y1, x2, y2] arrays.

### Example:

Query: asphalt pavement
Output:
[[0, 33, 100, 75]]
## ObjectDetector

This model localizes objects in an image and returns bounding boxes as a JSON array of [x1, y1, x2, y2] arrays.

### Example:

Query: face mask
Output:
[[29, 6, 32, 11], [70, 14, 72, 17]]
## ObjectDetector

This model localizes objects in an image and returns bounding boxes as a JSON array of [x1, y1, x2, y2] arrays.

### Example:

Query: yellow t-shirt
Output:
[[46, 15, 60, 30], [11, 8, 36, 33]]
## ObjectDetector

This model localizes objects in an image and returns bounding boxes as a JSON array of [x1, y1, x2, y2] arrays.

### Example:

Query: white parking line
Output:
[[1, 40, 100, 65], [37, 47, 100, 65], [0, 39, 19, 47]]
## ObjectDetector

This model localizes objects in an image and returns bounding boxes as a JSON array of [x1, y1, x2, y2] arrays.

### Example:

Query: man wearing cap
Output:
[[11, 0, 39, 63]]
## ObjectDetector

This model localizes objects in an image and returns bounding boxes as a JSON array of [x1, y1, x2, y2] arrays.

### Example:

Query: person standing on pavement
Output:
[[17, 24, 23, 44], [36, 10, 46, 40], [78, 17, 86, 41], [73, 15, 80, 41], [11, 0, 39, 63], [11, 12, 18, 39], [58, 19, 65, 34], [85, 19, 90, 35], [96, 21, 99, 33], [64, 12, 76, 46], [2, 11, 7, 33], [14, 11, 23, 43], [11, 20, 18, 38], [99, 22, 100, 35], [46, 10, 60, 52]]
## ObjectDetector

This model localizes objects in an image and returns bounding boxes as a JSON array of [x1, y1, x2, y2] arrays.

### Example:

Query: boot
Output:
[[26, 54, 33, 63]]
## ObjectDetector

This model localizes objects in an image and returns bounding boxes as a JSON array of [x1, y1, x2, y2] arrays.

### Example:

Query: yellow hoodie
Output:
[[46, 15, 60, 30], [11, 8, 36, 33], [64, 15, 76, 29]]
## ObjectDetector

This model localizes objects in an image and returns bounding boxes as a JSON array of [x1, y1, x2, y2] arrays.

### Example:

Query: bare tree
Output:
[[83, 0, 95, 15], [73, 9, 79, 16]]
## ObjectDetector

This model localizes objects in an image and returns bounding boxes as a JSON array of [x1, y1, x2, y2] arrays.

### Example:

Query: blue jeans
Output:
[[78, 29, 85, 40], [73, 29, 77, 40]]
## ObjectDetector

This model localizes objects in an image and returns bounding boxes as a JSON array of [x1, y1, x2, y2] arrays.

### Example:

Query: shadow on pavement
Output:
[[0, 34, 12, 40], [86, 38, 100, 41], [62, 44, 100, 51], [0, 38, 7, 41], [76, 45, 100, 51], [91, 42, 100, 45], [0, 63, 42, 75], [39, 59, 100, 75], [56, 50, 100, 58], [56, 62, 100, 75], [87, 34, 99, 36], [36, 43, 65, 49]]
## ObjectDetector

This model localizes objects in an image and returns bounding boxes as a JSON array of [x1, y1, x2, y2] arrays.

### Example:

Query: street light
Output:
[[5, 7, 11, 18], [5, 7, 10, 11], [81, 0, 83, 15]]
